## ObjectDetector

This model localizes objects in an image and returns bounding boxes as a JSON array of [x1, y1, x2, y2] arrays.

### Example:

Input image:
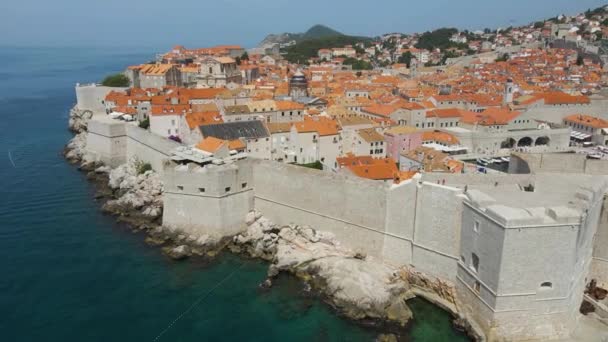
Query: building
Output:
[[149, 104, 189, 138], [448, 107, 571, 155], [384, 126, 423, 161], [200, 121, 271, 160], [399, 146, 463, 173], [318, 49, 333, 61], [288, 116, 341, 169], [289, 70, 308, 99], [136, 64, 182, 89], [352, 128, 386, 158], [563, 114, 608, 145], [197, 57, 242, 87]]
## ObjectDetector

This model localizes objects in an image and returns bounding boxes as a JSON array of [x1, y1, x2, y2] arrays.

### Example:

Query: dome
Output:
[[290, 70, 308, 86]]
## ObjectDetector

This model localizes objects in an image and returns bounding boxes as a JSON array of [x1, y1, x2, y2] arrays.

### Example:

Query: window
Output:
[[198, 188, 205, 193], [540, 282, 553, 289], [461, 255, 466, 263], [474, 281, 481, 293], [177, 186, 184, 191], [471, 253, 479, 273], [473, 220, 480, 233], [171, 119, 175, 126], [242, 182, 247, 189], [225, 187, 231, 193], [167, 129, 171, 135]]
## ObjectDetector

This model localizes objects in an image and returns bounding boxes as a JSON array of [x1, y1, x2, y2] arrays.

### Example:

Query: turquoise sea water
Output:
[[0, 46, 470, 341]]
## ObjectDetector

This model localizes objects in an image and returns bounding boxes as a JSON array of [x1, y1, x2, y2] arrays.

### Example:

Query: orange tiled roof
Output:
[[293, 116, 340, 136], [422, 130, 460, 145], [151, 104, 190, 116], [460, 107, 521, 126], [362, 104, 398, 117], [228, 139, 246, 151], [140, 64, 174, 76], [275, 100, 305, 111], [564, 114, 608, 129], [337, 155, 399, 181], [195, 137, 227, 153], [185, 111, 223, 129]]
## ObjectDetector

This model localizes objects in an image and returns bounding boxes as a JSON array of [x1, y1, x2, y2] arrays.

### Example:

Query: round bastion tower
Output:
[[289, 70, 308, 100]]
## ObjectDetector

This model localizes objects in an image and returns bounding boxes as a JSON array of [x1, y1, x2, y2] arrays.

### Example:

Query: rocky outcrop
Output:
[[232, 211, 413, 326], [68, 106, 93, 133], [64, 131, 88, 164], [103, 158, 163, 220]]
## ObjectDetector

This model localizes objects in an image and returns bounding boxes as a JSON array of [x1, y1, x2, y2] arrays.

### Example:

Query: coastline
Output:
[[63, 107, 479, 341]]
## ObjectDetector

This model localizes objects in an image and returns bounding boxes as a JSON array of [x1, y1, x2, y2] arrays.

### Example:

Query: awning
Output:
[[570, 131, 591, 140]]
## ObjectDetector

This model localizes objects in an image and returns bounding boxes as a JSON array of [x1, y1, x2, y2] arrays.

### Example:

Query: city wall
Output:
[[86, 118, 127, 167], [508, 152, 608, 175], [162, 160, 254, 237], [507, 152, 608, 289], [125, 124, 180, 173], [86, 117, 179, 172], [250, 160, 464, 281], [75, 84, 128, 114]]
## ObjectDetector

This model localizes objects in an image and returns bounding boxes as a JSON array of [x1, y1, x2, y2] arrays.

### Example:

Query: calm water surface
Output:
[[0, 46, 469, 341]]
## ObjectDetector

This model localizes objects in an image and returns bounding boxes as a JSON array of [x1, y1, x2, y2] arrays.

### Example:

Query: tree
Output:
[[342, 57, 372, 70], [101, 73, 130, 87], [241, 51, 249, 61], [235, 56, 242, 65], [356, 71, 363, 77], [398, 51, 414, 67], [576, 55, 584, 66], [415, 28, 461, 50], [495, 53, 509, 62], [533, 21, 544, 29]]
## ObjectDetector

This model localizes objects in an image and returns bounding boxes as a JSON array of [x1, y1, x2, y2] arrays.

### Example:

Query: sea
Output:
[[0, 46, 470, 341]]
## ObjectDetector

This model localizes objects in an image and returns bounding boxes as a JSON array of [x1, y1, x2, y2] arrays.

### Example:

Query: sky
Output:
[[0, 0, 606, 50]]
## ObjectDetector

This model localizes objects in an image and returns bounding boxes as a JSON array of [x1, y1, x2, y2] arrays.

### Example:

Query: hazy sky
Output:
[[0, 0, 606, 49]]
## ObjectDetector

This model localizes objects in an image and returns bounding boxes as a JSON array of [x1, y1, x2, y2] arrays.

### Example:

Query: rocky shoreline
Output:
[[63, 108, 481, 341]]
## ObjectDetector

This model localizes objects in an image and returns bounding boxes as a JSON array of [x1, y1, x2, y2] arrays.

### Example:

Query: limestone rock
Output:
[[245, 211, 257, 225], [165, 245, 191, 260], [232, 213, 413, 325]]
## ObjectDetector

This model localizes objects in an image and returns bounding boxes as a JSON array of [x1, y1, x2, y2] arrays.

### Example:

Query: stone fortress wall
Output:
[[82, 102, 608, 341], [508, 152, 608, 291], [86, 117, 179, 172]]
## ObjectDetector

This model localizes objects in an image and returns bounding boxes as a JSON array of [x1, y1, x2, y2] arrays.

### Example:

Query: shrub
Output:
[[135, 160, 152, 175], [101, 73, 130, 87], [297, 161, 323, 170], [138, 118, 150, 129]]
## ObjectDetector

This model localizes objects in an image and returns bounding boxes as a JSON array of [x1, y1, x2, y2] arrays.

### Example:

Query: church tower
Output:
[[289, 70, 308, 100], [503, 78, 514, 105]]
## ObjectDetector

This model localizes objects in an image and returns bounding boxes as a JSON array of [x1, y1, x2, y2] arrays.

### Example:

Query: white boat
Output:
[[500, 157, 510, 163], [492, 158, 503, 164], [588, 153, 602, 160]]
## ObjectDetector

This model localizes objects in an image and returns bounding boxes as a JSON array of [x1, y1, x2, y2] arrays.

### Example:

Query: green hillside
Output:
[[302, 24, 344, 39]]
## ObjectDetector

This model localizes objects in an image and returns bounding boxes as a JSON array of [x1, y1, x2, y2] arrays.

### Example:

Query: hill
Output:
[[259, 24, 346, 46], [415, 27, 468, 51], [283, 35, 371, 64], [302, 24, 343, 39]]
